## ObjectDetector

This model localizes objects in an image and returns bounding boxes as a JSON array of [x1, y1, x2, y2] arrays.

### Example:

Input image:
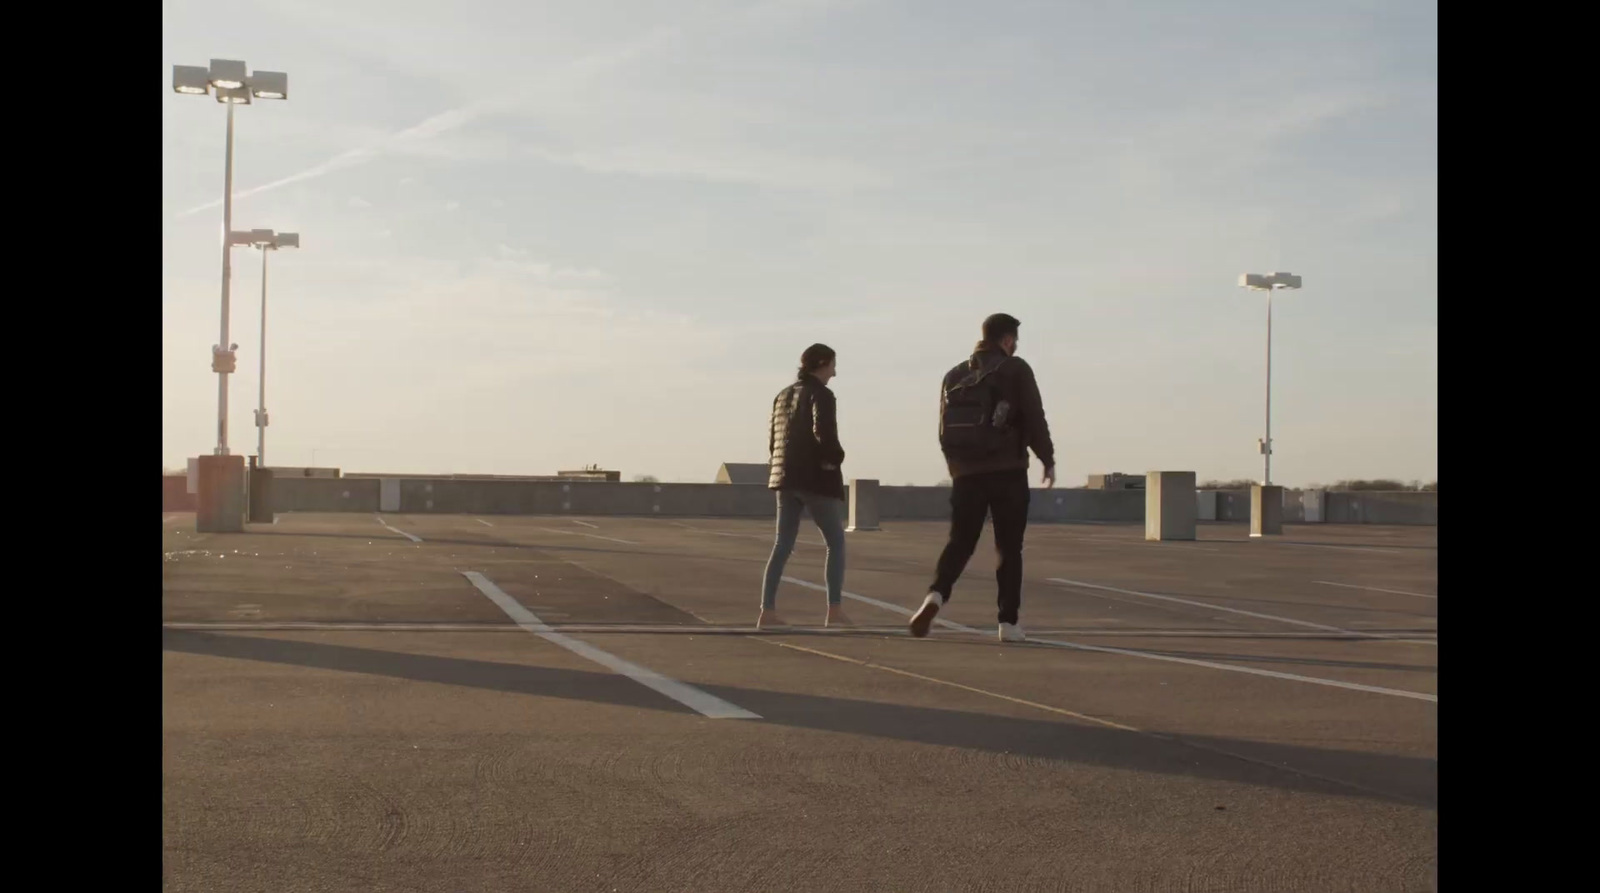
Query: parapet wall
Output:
[[162, 474, 1436, 525]]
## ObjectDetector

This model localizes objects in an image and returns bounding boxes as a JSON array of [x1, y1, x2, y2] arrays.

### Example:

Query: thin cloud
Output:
[[172, 95, 509, 219], [172, 26, 682, 220]]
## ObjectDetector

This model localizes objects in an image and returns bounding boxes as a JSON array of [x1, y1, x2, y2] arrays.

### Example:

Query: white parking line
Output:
[[1032, 532, 1221, 552], [572, 520, 599, 529], [1048, 577, 1436, 646], [1050, 578, 1352, 634], [535, 527, 638, 546], [161, 621, 1400, 638], [675, 522, 821, 546], [163, 514, 179, 523], [476, 518, 494, 527], [1277, 542, 1401, 555], [676, 523, 766, 541], [374, 515, 422, 543], [1028, 633, 1437, 701], [461, 571, 758, 719], [780, 576, 1436, 703], [760, 637, 1429, 805], [1315, 581, 1436, 600]]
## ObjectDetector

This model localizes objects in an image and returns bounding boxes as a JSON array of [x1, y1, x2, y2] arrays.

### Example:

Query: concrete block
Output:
[[1302, 489, 1325, 524], [196, 454, 246, 533], [848, 478, 881, 531], [379, 478, 401, 513], [1251, 485, 1284, 536], [1145, 471, 1196, 541], [247, 467, 275, 524]]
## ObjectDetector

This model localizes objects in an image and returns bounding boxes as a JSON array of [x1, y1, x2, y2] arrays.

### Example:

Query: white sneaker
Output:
[[909, 592, 944, 638], [998, 622, 1026, 642]]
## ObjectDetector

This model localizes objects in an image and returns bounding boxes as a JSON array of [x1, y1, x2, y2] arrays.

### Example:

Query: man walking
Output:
[[910, 313, 1055, 642]]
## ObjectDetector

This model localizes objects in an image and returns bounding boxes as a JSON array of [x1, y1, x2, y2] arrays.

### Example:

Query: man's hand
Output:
[[1042, 465, 1056, 489]]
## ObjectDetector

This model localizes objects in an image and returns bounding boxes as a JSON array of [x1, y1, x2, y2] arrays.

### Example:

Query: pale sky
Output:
[[162, 0, 1437, 487]]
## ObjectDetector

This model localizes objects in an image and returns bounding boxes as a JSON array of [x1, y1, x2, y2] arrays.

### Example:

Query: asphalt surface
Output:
[[162, 510, 1437, 892]]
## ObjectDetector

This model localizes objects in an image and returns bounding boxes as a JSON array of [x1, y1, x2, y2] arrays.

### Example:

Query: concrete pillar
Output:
[[1145, 471, 1197, 541], [1196, 490, 1217, 522], [847, 478, 880, 531], [247, 466, 275, 524], [195, 454, 247, 533], [379, 478, 401, 513], [1302, 489, 1325, 523], [1251, 484, 1284, 537]]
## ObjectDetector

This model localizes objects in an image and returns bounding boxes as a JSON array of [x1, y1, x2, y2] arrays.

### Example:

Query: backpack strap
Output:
[[949, 355, 1011, 393]]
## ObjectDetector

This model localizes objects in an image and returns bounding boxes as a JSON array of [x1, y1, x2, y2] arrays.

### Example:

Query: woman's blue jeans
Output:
[[761, 489, 846, 609]]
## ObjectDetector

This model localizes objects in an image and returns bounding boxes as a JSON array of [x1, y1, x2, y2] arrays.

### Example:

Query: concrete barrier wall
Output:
[[1325, 491, 1437, 525], [1214, 490, 1252, 522], [1032, 488, 1145, 522], [879, 486, 951, 520], [162, 475, 197, 512], [397, 480, 780, 518], [1282, 490, 1306, 523], [347, 479, 1147, 522], [868, 486, 1143, 522], [249, 475, 1436, 525], [271, 477, 381, 513], [1208, 489, 1308, 523]]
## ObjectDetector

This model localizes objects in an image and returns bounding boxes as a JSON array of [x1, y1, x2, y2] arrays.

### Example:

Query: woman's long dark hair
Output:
[[797, 343, 836, 380]]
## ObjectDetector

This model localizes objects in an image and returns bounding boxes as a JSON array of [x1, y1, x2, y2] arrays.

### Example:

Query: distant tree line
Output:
[[1323, 479, 1437, 492], [1200, 478, 1436, 491]]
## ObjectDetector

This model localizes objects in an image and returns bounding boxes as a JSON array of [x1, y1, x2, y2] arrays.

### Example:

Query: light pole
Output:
[[1237, 272, 1303, 486], [172, 60, 289, 456], [234, 229, 299, 467]]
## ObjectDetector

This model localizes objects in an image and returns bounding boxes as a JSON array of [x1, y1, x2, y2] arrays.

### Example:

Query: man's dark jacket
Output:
[[940, 342, 1055, 479]]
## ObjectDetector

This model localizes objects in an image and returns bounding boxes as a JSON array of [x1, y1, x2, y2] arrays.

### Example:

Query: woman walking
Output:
[[759, 343, 850, 628]]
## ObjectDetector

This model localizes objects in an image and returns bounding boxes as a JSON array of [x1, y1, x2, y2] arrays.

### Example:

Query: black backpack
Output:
[[939, 357, 1015, 461]]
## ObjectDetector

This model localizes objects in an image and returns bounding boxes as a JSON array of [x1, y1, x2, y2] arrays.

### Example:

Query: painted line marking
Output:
[[1276, 542, 1402, 555], [163, 514, 179, 523], [272, 515, 280, 525], [1037, 532, 1221, 552], [669, 521, 779, 542], [476, 518, 494, 527], [1049, 577, 1436, 646], [374, 515, 422, 543], [572, 519, 599, 529], [781, 576, 1436, 702], [160, 621, 1426, 638], [756, 639, 1432, 806], [679, 524, 821, 546], [762, 639, 1139, 731], [1050, 578, 1355, 635], [535, 527, 637, 546], [693, 527, 767, 540], [461, 571, 758, 719], [1315, 581, 1436, 600], [1027, 633, 1437, 701]]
